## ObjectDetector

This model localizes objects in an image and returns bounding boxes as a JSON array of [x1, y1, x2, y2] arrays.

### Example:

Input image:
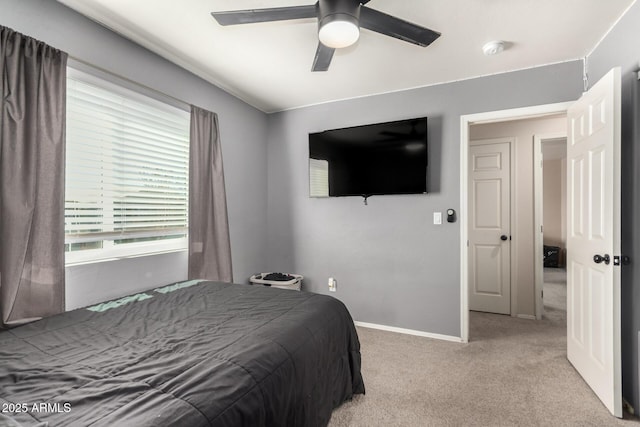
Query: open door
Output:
[[566, 67, 621, 417]]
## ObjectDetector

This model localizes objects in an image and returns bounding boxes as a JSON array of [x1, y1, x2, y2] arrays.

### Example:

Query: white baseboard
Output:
[[354, 321, 464, 343], [516, 314, 536, 320]]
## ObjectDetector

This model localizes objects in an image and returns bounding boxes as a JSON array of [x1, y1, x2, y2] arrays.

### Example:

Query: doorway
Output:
[[465, 112, 568, 321], [459, 101, 573, 342]]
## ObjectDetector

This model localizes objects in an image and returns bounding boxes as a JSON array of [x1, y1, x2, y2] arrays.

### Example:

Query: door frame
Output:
[[533, 133, 568, 320], [460, 101, 573, 342]]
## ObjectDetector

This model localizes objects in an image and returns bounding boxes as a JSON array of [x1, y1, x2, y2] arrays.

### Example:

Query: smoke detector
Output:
[[482, 40, 505, 56]]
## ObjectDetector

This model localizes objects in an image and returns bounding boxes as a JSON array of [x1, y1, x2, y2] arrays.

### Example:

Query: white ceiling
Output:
[[57, 0, 636, 113]]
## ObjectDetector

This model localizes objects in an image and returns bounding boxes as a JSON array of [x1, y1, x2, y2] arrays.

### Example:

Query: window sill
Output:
[[65, 247, 187, 268]]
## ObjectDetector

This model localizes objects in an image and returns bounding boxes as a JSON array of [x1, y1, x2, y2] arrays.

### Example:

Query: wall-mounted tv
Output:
[[309, 117, 428, 199]]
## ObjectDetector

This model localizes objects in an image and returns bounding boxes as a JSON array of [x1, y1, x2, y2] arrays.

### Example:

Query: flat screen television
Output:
[[309, 117, 428, 198]]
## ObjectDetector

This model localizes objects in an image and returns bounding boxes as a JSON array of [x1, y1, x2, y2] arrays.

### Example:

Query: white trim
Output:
[[65, 240, 187, 266], [354, 321, 464, 343], [460, 117, 470, 343], [585, 0, 638, 58], [533, 135, 544, 320], [461, 102, 573, 126], [510, 138, 517, 317], [517, 314, 537, 320], [460, 101, 573, 342]]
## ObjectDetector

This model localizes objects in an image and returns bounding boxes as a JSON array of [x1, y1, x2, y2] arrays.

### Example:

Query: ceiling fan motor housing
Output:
[[318, 0, 361, 32]]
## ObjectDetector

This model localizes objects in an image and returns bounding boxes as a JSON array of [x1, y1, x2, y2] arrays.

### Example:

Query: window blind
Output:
[[65, 73, 190, 253], [309, 158, 329, 197]]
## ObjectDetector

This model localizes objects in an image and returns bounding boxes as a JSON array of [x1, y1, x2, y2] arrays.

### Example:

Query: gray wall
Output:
[[266, 62, 583, 337], [587, 0, 640, 412], [0, 0, 270, 308]]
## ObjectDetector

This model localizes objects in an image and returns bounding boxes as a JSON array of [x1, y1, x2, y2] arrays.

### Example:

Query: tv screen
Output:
[[309, 117, 428, 198]]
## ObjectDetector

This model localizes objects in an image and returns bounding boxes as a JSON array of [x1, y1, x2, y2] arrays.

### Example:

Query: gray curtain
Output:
[[188, 106, 233, 282], [0, 27, 67, 326]]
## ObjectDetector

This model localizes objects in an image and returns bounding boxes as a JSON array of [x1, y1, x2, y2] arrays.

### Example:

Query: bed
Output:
[[0, 280, 365, 426]]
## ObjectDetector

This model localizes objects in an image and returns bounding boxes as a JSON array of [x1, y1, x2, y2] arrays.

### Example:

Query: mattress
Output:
[[0, 280, 364, 426]]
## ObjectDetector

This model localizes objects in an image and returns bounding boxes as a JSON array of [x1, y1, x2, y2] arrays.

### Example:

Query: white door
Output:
[[468, 140, 511, 315], [566, 68, 621, 417]]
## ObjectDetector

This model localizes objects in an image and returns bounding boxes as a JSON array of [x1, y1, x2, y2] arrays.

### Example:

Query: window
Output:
[[309, 158, 329, 197], [65, 69, 190, 264]]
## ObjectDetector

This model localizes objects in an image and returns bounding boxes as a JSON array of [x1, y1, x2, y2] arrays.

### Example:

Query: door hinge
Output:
[[613, 255, 631, 266]]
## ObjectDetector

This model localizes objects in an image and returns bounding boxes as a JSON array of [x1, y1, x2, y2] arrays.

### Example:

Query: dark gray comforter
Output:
[[0, 281, 364, 426]]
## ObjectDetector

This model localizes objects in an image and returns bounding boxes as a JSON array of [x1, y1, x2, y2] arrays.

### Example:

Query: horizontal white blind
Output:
[[65, 73, 190, 251], [309, 158, 329, 197]]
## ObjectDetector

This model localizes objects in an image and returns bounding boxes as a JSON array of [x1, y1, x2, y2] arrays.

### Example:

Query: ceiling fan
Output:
[[211, 0, 441, 72]]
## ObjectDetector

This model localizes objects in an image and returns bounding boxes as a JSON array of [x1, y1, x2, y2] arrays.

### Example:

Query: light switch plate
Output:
[[433, 212, 442, 225]]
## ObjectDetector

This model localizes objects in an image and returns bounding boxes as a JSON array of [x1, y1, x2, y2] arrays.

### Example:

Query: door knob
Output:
[[500, 235, 508, 241], [593, 254, 611, 265]]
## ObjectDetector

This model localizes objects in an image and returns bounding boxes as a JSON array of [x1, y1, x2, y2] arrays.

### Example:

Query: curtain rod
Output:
[[67, 55, 191, 112]]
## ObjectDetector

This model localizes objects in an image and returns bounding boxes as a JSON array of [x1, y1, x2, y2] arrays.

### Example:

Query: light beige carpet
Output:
[[329, 269, 637, 426]]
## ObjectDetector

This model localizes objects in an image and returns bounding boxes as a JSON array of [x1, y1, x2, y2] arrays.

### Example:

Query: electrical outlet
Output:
[[328, 277, 337, 292]]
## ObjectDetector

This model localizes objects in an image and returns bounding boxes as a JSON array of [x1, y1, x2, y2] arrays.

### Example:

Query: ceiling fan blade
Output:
[[211, 5, 317, 26], [359, 6, 441, 47], [312, 42, 335, 72]]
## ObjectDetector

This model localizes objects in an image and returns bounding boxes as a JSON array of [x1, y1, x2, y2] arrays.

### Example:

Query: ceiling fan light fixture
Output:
[[212, 0, 441, 72], [319, 16, 360, 48]]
